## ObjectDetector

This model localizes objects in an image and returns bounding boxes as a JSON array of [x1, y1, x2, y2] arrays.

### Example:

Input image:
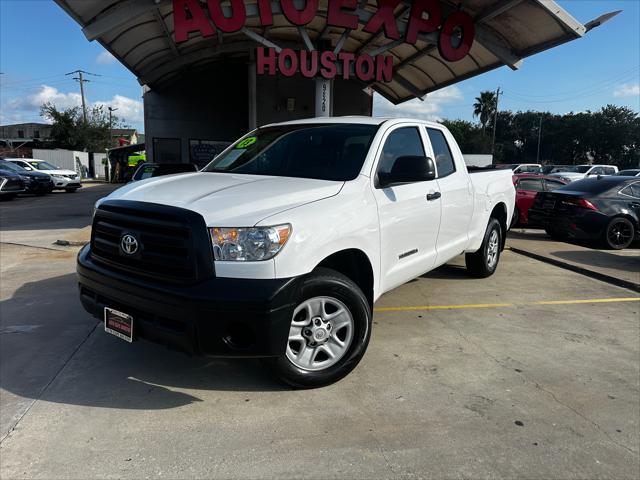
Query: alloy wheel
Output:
[[286, 296, 354, 372]]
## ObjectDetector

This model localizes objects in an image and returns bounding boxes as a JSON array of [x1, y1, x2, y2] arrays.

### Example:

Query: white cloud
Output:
[[614, 83, 640, 98], [96, 50, 117, 65], [8, 85, 82, 111], [372, 86, 463, 121], [3, 84, 143, 128], [94, 94, 144, 124]]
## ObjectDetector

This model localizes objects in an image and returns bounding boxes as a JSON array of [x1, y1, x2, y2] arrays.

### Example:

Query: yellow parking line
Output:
[[375, 303, 513, 312], [374, 297, 639, 312], [534, 297, 640, 305]]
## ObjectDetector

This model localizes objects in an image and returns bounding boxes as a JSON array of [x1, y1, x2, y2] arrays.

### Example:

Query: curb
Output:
[[508, 246, 640, 293]]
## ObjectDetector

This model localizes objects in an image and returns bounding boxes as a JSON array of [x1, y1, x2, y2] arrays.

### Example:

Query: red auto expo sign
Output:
[[173, 0, 475, 83]]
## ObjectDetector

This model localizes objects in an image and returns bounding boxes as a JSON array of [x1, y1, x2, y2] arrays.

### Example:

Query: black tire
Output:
[[65, 187, 78, 193], [263, 267, 372, 389], [466, 218, 502, 278], [510, 208, 520, 228], [0, 194, 16, 201], [603, 217, 634, 250], [36, 191, 47, 196]]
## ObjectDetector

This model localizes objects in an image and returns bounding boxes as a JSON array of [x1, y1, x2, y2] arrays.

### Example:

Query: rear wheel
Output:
[[466, 218, 502, 278], [263, 268, 371, 389], [603, 217, 634, 250]]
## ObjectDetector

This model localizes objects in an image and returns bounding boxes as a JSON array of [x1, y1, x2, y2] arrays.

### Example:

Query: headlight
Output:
[[210, 224, 291, 261]]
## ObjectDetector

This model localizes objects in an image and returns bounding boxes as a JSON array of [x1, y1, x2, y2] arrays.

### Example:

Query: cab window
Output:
[[426, 128, 455, 178], [377, 127, 425, 175], [516, 178, 544, 192]]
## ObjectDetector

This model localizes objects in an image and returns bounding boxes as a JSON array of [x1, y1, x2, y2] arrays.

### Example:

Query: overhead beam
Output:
[[152, 8, 179, 58], [83, 0, 171, 41], [477, 0, 525, 22]]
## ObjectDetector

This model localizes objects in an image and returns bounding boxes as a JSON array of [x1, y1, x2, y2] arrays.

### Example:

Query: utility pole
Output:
[[491, 87, 501, 157], [536, 114, 543, 163], [66, 70, 99, 124], [108, 107, 118, 148]]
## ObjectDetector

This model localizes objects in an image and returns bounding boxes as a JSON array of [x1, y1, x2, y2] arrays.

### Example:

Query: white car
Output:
[[551, 164, 618, 182], [8, 159, 82, 192], [77, 117, 515, 388]]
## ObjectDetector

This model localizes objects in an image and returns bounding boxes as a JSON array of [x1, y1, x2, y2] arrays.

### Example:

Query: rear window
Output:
[[555, 177, 625, 195], [517, 178, 543, 191]]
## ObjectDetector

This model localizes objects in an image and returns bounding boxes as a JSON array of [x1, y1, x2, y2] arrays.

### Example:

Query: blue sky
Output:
[[1, 0, 638, 132]]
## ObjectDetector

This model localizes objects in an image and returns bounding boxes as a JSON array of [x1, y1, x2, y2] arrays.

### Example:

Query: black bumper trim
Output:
[[77, 245, 300, 357]]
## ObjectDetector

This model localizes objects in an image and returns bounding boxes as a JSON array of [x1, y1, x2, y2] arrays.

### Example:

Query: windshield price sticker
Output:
[[236, 137, 257, 149]]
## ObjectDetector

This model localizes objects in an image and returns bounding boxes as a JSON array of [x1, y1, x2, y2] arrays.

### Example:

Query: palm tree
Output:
[[473, 91, 497, 135]]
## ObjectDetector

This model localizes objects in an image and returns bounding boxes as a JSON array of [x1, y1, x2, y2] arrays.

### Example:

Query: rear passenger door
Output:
[[372, 125, 441, 293], [424, 127, 473, 265]]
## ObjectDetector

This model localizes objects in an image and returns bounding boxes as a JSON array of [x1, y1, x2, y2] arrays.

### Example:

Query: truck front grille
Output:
[[90, 200, 214, 283]]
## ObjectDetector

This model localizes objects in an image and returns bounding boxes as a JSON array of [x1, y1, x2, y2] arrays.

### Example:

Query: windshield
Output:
[[0, 161, 25, 173], [30, 161, 59, 170], [561, 165, 590, 173], [203, 124, 379, 181]]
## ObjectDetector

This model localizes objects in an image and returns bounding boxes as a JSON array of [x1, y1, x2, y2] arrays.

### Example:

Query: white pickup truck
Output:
[[77, 117, 515, 388]]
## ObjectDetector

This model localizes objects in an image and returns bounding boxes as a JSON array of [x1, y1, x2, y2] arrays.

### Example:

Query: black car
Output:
[[0, 159, 53, 194], [529, 176, 640, 249], [131, 162, 198, 182], [0, 168, 25, 199]]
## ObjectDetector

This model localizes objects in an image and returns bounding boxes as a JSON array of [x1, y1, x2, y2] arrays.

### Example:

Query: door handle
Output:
[[427, 192, 441, 201]]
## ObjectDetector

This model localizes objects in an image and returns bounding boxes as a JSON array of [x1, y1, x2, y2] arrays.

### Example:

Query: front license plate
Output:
[[104, 307, 133, 343]]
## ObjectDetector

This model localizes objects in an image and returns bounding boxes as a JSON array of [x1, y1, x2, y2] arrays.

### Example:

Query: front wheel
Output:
[[466, 218, 502, 278], [263, 268, 371, 389], [603, 217, 634, 250]]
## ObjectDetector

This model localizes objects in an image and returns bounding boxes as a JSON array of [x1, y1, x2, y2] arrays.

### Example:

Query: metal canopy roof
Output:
[[54, 0, 616, 104]]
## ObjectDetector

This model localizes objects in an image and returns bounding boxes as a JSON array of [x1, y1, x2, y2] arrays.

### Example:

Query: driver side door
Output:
[[371, 125, 442, 293]]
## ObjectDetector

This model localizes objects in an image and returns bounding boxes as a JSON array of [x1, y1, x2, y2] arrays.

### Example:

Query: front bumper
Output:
[[51, 176, 81, 189], [25, 180, 54, 193], [77, 245, 300, 357]]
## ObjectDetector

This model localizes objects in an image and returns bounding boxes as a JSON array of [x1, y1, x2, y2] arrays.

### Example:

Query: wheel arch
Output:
[[490, 202, 508, 250], [315, 249, 374, 308]]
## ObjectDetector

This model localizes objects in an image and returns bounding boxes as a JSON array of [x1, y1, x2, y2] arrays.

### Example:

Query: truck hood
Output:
[[102, 172, 344, 226]]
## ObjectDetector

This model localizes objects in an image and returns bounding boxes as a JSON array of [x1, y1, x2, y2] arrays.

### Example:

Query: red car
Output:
[[512, 174, 569, 226]]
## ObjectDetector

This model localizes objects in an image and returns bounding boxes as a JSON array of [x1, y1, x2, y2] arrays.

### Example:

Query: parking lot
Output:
[[1, 186, 638, 479]]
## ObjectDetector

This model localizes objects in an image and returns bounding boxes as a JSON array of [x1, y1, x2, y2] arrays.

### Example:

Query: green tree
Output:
[[472, 90, 497, 134], [40, 102, 126, 152]]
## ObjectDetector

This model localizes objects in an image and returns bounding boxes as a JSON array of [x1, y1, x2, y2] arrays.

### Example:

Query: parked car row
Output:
[[0, 158, 82, 200], [499, 163, 621, 181], [513, 173, 639, 250]]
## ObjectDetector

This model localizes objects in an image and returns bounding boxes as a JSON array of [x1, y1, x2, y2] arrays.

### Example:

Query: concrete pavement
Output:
[[508, 229, 639, 291]]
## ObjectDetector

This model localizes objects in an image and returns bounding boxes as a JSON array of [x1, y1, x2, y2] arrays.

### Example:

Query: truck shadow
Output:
[[0, 273, 290, 414]]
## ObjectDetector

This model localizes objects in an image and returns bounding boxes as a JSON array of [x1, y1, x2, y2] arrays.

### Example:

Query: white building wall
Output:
[[32, 149, 90, 176]]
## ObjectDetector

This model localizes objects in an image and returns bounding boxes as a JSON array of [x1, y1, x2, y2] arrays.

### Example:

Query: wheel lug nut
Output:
[[327, 324, 331, 330], [304, 329, 312, 336], [314, 319, 321, 326]]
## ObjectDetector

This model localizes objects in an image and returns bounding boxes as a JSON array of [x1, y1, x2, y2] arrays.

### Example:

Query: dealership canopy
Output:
[[55, 0, 618, 104]]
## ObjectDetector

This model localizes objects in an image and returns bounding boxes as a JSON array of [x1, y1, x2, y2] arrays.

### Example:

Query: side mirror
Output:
[[378, 156, 436, 188]]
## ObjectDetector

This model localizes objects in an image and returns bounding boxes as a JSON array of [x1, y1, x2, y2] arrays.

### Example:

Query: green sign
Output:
[[236, 136, 257, 149]]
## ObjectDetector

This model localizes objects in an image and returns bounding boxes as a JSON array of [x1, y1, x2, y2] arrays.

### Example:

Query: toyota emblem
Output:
[[120, 234, 139, 255]]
